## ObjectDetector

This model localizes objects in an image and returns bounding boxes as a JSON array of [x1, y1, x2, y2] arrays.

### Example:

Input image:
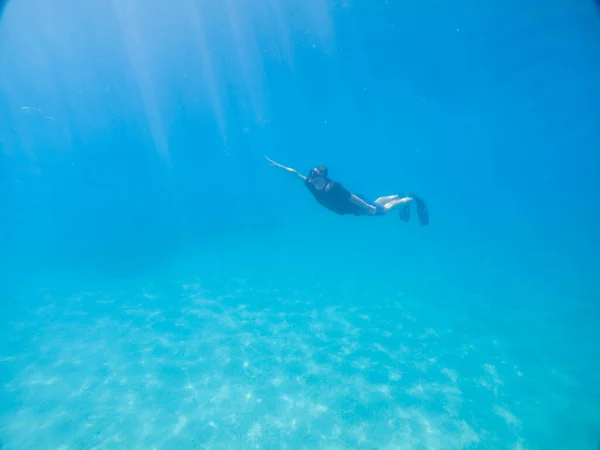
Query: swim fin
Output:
[[398, 193, 410, 222], [411, 194, 429, 226], [399, 206, 410, 223], [400, 203, 410, 223]]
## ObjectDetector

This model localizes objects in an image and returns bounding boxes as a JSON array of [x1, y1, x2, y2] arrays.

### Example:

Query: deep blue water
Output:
[[1, 0, 600, 448]]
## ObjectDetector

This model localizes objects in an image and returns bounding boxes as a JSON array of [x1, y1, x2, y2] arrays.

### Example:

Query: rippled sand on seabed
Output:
[[0, 281, 589, 449]]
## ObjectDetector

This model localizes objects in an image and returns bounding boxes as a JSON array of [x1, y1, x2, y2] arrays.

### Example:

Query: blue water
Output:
[[1, 0, 600, 448]]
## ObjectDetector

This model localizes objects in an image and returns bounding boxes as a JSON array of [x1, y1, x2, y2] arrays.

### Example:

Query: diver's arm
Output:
[[265, 156, 306, 180], [350, 194, 377, 214]]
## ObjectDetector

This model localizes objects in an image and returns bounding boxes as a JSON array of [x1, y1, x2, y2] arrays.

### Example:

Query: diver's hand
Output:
[[265, 156, 280, 167], [265, 156, 305, 181], [368, 205, 378, 215]]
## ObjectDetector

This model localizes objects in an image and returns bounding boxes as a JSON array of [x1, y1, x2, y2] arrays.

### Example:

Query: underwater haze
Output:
[[1, 0, 600, 448]]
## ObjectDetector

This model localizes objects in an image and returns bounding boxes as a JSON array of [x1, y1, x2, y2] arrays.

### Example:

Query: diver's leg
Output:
[[374, 195, 399, 206], [381, 196, 413, 212]]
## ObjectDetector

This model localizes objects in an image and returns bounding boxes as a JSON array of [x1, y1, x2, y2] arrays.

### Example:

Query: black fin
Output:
[[397, 193, 410, 222], [411, 194, 429, 226], [399, 204, 410, 222]]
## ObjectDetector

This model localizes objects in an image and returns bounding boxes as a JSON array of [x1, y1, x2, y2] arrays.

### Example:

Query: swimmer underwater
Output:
[[265, 156, 429, 225]]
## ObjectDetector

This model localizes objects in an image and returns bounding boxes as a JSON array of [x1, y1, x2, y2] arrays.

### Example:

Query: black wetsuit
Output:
[[304, 176, 429, 224], [304, 178, 364, 215]]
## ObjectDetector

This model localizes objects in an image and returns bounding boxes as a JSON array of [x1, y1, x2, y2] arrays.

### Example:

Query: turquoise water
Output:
[[1, 0, 600, 448]]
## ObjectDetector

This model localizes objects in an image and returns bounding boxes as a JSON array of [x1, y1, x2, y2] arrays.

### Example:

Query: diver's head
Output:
[[308, 166, 329, 190]]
